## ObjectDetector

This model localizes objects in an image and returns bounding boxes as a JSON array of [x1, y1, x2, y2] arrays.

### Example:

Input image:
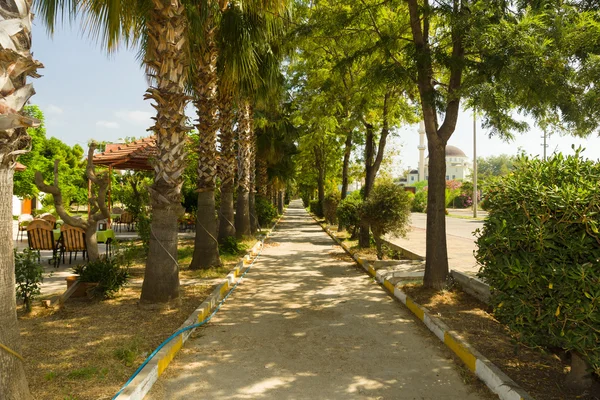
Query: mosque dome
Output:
[[445, 145, 467, 158]]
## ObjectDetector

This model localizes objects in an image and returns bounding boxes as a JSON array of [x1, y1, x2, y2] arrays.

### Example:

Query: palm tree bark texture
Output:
[[0, 0, 42, 396], [217, 89, 236, 241], [190, 10, 221, 270], [235, 100, 253, 238], [140, 0, 191, 303], [249, 118, 257, 234], [358, 92, 390, 248]]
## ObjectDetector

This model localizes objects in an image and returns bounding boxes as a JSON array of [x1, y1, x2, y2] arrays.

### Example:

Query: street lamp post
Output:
[[473, 110, 478, 218]]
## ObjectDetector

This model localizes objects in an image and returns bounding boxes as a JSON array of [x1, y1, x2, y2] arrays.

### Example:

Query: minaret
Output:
[[418, 121, 426, 181]]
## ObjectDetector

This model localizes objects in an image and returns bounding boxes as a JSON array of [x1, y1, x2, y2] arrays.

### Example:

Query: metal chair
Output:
[[17, 214, 33, 242], [57, 225, 87, 264], [26, 219, 59, 265]]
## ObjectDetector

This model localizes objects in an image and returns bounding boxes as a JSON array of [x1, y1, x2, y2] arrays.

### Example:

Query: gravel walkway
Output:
[[147, 200, 490, 400]]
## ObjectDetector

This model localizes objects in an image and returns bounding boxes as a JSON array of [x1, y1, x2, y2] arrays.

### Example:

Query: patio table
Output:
[[53, 229, 115, 243]]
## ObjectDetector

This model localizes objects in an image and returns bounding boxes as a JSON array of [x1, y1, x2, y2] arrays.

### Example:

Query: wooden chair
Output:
[[57, 225, 87, 264], [39, 213, 57, 229], [18, 214, 33, 242], [118, 211, 134, 232], [26, 219, 58, 264]]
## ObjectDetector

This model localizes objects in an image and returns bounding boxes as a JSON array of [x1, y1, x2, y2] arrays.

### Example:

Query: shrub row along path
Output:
[[147, 200, 490, 400], [385, 212, 484, 276]]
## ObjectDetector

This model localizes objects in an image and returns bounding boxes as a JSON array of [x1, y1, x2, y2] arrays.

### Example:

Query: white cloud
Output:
[[115, 110, 153, 127], [96, 120, 120, 129], [46, 104, 63, 115]]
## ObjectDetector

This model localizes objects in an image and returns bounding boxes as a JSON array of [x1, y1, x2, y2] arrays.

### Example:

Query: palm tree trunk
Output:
[[256, 158, 268, 197], [0, 167, 32, 399], [235, 100, 252, 238], [0, 0, 41, 394], [140, 0, 190, 304], [217, 90, 236, 241], [190, 14, 221, 270], [249, 115, 257, 234]]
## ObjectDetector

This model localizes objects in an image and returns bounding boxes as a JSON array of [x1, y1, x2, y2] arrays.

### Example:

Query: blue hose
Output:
[[112, 241, 265, 399]]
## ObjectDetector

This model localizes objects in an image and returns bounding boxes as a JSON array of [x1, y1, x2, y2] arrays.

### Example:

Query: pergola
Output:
[[92, 136, 157, 226]]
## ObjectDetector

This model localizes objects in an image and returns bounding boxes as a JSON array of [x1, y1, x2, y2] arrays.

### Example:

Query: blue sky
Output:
[[31, 18, 600, 175]]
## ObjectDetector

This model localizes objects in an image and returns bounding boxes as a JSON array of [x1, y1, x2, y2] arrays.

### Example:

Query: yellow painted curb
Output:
[[444, 332, 477, 372], [157, 335, 183, 376]]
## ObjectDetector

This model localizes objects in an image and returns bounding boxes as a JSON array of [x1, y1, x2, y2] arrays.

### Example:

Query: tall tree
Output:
[[0, 0, 42, 396], [189, 0, 221, 269]]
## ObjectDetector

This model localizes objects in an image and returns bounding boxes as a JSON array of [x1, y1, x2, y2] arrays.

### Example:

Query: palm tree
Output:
[[189, 1, 222, 269], [38, 0, 191, 303], [217, 86, 237, 241], [0, 0, 41, 396]]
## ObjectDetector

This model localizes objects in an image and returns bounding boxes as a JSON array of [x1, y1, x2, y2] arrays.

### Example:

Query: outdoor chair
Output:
[[17, 214, 33, 242], [57, 224, 87, 264], [26, 219, 59, 265], [39, 213, 57, 228], [118, 211, 134, 232]]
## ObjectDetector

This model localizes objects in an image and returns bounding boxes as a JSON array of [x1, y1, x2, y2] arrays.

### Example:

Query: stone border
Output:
[[114, 214, 284, 400], [314, 217, 533, 400]]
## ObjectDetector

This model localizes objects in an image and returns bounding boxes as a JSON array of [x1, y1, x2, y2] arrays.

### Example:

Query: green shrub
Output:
[[476, 151, 600, 376], [219, 236, 248, 255], [73, 257, 129, 299], [361, 181, 411, 260], [411, 190, 427, 212], [323, 192, 340, 224], [14, 249, 44, 312], [309, 199, 323, 218], [255, 195, 278, 227], [337, 191, 362, 238]]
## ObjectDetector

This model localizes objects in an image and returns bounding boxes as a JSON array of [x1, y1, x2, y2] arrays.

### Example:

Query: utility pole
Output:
[[473, 110, 478, 218], [542, 130, 548, 161]]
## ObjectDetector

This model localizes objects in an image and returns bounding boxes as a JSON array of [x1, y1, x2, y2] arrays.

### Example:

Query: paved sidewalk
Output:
[[386, 213, 483, 276], [147, 200, 490, 400]]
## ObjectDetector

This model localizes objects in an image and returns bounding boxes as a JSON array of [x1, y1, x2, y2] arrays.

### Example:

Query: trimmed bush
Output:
[[323, 192, 340, 224], [309, 199, 323, 218], [255, 195, 278, 227], [361, 181, 411, 260], [337, 191, 362, 238], [73, 258, 129, 299], [476, 151, 600, 377], [14, 249, 44, 312], [411, 190, 427, 212]]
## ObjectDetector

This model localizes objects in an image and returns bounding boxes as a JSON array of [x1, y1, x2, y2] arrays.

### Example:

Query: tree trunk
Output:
[[0, 167, 31, 399], [256, 158, 268, 197], [423, 136, 449, 289], [217, 90, 236, 241], [141, 0, 190, 303], [359, 124, 375, 248], [85, 225, 100, 262], [218, 190, 235, 241], [249, 120, 257, 234], [141, 202, 182, 303], [235, 100, 252, 238], [191, 190, 220, 269], [277, 190, 284, 214], [341, 131, 353, 200], [190, 10, 220, 270], [249, 192, 257, 233], [0, 0, 39, 393]]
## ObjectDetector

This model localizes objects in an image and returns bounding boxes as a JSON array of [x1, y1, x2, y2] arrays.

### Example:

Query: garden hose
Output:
[[0, 342, 24, 362], [112, 238, 265, 399]]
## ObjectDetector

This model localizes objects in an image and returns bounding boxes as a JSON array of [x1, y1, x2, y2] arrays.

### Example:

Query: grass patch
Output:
[[113, 336, 144, 367], [66, 367, 102, 380]]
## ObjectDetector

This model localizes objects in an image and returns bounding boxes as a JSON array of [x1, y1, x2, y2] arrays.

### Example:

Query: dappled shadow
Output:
[[148, 200, 491, 400]]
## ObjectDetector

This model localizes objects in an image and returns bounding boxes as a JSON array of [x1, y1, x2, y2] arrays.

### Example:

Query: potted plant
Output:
[[67, 258, 129, 299]]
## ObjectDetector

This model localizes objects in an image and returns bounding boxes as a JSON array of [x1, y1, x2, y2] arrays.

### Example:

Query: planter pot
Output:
[[65, 276, 99, 298]]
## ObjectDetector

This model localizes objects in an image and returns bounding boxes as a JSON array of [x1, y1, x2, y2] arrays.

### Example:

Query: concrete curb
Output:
[[114, 215, 284, 400], [312, 217, 533, 400]]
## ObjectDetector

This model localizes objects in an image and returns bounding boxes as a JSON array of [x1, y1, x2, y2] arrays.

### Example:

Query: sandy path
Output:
[[147, 200, 490, 400]]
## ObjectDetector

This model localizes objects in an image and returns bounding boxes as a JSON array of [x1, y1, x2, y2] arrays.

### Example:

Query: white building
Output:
[[412, 122, 472, 182]]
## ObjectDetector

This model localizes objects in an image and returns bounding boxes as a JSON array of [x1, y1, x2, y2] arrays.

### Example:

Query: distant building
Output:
[[415, 123, 471, 182]]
